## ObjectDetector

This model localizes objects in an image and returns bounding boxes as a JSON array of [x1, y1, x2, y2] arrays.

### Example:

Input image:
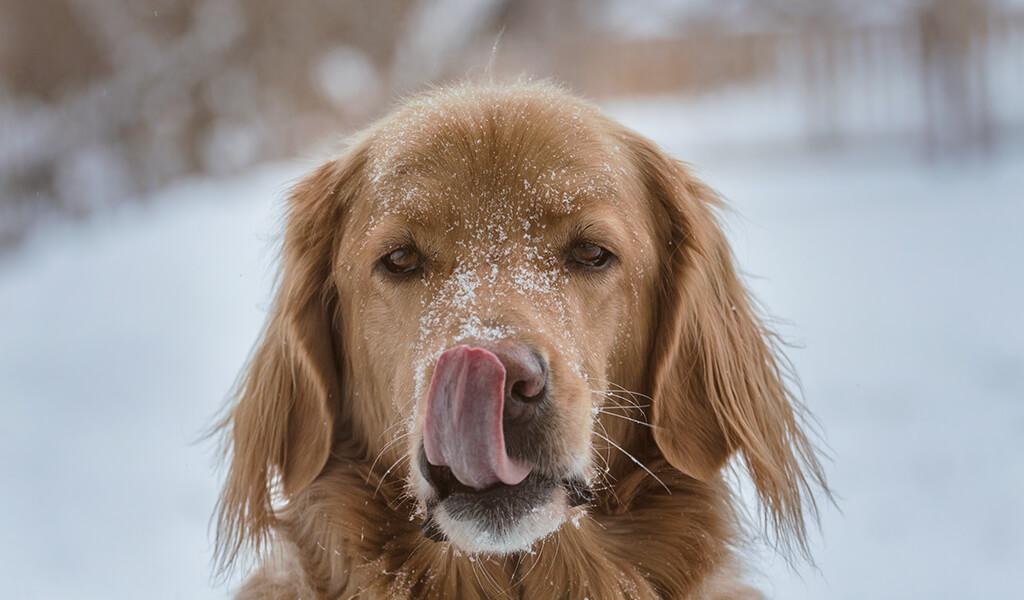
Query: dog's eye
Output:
[[379, 247, 423, 275], [568, 242, 615, 270]]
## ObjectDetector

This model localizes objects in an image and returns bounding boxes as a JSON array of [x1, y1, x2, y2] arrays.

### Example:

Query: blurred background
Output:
[[2, 0, 1022, 598]]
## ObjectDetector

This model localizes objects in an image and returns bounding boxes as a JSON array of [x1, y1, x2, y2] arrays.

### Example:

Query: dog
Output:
[[214, 81, 828, 599]]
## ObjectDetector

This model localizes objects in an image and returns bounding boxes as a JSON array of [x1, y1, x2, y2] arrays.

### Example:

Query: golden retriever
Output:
[[214, 81, 828, 599]]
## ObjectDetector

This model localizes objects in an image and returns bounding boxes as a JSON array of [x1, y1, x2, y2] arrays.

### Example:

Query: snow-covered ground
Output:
[[2, 98, 1022, 598]]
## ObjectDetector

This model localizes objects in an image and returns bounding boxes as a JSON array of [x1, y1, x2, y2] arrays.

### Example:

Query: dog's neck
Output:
[[265, 454, 742, 599]]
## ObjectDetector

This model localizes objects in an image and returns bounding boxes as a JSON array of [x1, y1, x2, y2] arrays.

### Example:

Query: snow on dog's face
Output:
[[332, 85, 661, 553]]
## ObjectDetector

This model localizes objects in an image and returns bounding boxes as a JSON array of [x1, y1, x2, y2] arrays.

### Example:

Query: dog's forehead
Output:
[[366, 86, 623, 225]]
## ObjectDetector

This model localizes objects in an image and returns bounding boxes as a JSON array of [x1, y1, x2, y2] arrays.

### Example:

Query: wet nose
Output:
[[474, 339, 547, 422]]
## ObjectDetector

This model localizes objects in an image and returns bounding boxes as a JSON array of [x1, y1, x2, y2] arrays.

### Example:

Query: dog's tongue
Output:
[[423, 346, 532, 490]]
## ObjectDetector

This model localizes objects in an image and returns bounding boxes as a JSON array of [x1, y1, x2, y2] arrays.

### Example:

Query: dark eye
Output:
[[379, 246, 423, 275], [568, 242, 615, 270]]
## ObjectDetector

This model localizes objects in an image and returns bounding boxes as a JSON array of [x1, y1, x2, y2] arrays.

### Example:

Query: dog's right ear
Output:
[[214, 146, 367, 572]]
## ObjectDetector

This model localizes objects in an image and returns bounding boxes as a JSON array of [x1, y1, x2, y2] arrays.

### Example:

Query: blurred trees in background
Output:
[[2, 0, 1022, 247], [0, 0, 419, 245]]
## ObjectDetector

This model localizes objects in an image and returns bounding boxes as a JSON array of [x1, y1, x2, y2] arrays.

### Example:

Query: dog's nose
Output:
[[474, 340, 547, 422]]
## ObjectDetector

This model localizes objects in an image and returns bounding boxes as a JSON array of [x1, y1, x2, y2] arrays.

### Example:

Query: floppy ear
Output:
[[214, 148, 366, 570], [622, 129, 827, 553]]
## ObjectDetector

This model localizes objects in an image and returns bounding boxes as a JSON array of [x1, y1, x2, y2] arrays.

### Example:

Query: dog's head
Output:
[[216, 83, 824, 563]]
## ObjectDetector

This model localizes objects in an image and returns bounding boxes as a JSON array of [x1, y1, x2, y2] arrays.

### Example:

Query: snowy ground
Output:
[[2, 98, 1022, 599]]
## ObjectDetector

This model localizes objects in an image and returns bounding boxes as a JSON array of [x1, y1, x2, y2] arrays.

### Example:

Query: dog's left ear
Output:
[[620, 128, 827, 552]]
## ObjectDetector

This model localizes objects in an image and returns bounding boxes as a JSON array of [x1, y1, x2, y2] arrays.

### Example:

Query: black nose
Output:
[[472, 340, 547, 424]]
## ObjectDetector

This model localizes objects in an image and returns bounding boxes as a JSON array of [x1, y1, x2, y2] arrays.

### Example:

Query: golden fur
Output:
[[214, 82, 828, 599]]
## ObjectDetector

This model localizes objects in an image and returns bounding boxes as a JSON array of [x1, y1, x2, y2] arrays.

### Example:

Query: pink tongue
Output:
[[423, 345, 532, 490]]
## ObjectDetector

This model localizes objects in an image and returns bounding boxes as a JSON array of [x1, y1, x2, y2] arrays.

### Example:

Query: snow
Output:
[[2, 95, 1023, 598], [0, 165, 298, 599]]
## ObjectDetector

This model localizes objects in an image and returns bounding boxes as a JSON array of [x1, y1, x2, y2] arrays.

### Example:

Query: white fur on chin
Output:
[[433, 492, 570, 555]]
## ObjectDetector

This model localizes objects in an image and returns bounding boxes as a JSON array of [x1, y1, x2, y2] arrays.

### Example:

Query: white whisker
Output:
[[605, 381, 653, 401], [373, 453, 411, 497], [592, 430, 670, 493], [594, 408, 652, 429], [366, 430, 411, 483]]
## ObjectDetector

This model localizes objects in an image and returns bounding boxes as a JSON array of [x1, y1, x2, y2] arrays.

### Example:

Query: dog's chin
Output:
[[412, 444, 595, 554], [431, 482, 569, 554]]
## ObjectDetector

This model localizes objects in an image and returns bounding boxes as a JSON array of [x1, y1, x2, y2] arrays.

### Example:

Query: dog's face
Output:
[[333, 96, 660, 551], [216, 83, 824, 568]]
